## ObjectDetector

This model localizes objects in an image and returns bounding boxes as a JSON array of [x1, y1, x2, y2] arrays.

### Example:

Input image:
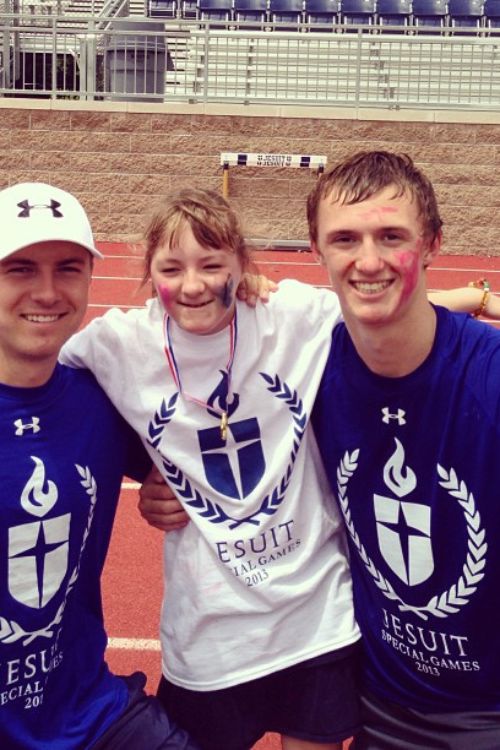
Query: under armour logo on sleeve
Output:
[[17, 199, 63, 218], [14, 417, 41, 435], [381, 407, 406, 426]]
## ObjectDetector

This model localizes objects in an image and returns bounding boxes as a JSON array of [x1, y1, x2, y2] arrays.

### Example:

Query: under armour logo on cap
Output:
[[17, 199, 63, 219], [0, 181, 102, 261]]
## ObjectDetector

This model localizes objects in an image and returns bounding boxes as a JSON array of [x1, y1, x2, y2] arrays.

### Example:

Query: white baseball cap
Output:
[[0, 182, 103, 261]]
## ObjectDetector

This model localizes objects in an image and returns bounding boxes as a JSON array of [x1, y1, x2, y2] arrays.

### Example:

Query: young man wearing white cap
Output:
[[0, 182, 199, 750]]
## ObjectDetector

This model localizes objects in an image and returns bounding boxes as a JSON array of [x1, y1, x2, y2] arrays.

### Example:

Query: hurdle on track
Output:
[[220, 152, 327, 198]]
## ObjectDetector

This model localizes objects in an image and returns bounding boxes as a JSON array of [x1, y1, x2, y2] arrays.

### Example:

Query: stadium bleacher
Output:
[[377, 0, 411, 27], [484, 0, 500, 28], [304, 0, 340, 26], [340, 0, 376, 26], [145, 0, 500, 30], [7, 0, 144, 16], [233, 0, 268, 25], [2, 0, 499, 103], [149, 0, 177, 15], [448, 0, 483, 29], [199, 0, 233, 21], [269, 0, 304, 28], [411, 0, 447, 30]]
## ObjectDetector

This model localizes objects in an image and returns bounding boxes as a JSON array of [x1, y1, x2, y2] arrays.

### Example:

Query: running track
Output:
[[95, 244, 500, 750]]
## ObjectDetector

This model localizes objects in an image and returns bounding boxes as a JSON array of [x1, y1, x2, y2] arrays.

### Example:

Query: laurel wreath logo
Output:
[[0, 465, 98, 646], [147, 374, 307, 529], [337, 451, 486, 621], [147, 393, 179, 449]]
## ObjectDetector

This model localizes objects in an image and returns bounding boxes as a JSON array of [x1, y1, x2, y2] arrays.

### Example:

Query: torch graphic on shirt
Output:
[[198, 371, 265, 500], [8, 457, 70, 609], [374, 439, 434, 586]]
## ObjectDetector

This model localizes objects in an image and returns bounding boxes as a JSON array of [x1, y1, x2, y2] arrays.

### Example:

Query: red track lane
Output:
[[100, 244, 500, 750]]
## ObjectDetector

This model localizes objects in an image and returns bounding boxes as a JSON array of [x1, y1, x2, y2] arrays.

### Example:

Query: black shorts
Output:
[[353, 690, 500, 750], [91, 672, 201, 750], [157, 643, 362, 750]]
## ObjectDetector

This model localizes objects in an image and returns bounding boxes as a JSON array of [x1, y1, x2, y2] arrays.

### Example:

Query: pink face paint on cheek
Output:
[[158, 284, 172, 311], [394, 249, 420, 303]]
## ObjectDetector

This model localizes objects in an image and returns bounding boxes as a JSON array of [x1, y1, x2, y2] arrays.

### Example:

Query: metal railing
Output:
[[1, 14, 499, 108]]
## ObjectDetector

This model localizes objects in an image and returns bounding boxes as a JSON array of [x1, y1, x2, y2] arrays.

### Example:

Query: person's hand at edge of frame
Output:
[[237, 273, 279, 307]]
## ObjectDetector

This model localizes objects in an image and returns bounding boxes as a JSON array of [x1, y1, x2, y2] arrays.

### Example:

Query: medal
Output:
[[164, 312, 237, 443], [220, 411, 228, 441]]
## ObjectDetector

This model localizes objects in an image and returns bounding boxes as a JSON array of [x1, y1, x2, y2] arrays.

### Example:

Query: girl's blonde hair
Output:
[[142, 188, 251, 285]]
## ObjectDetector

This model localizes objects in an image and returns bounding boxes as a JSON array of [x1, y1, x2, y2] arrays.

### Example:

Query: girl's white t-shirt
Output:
[[61, 280, 359, 690]]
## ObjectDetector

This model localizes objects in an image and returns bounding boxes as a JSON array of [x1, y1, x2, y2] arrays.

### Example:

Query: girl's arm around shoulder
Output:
[[429, 283, 500, 320]]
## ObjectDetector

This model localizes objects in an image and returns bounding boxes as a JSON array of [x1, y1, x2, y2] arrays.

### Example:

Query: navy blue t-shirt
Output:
[[0, 364, 150, 749], [313, 306, 500, 712]]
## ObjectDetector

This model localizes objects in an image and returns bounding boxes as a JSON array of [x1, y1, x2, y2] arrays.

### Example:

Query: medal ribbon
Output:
[[163, 312, 237, 441]]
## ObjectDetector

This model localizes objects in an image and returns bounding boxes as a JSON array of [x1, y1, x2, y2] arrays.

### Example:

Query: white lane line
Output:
[[430, 268, 500, 275], [98, 253, 142, 259], [108, 637, 161, 651], [93, 275, 142, 281], [88, 303, 144, 309]]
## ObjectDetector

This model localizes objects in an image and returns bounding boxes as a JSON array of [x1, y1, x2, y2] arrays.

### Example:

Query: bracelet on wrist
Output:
[[468, 278, 490, 318]]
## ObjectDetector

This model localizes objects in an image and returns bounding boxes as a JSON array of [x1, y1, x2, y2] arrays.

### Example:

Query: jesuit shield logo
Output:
[[8, 457, 70, 609], [199, 417, 265, 499], [198, 372, 265, 499], [374, 439, 434, 586]]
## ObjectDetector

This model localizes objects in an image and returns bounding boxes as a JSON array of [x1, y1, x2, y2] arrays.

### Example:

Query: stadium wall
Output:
[[1, 100, 499, 255]]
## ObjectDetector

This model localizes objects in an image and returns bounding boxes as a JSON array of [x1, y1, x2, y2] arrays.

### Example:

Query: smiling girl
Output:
[[60, 189, 361, 750]]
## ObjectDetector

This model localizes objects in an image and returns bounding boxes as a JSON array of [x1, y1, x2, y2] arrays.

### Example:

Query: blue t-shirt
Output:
[[0, 364, 150, 749], [313, 306, 500, 712]]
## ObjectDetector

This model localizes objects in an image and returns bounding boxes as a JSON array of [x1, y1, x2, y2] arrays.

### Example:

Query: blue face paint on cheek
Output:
[[218, 275, 235, 309]]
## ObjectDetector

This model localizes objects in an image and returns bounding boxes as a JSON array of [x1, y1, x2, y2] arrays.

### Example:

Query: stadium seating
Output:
[[199, 0, 233, 20], [377, 0, 412, 28], [143, 0, 500, 33], [484, 0, 500, 28], [234, 0, 268, 24], [448, 0, 484, 29], [148, 0, 177, 16], [412, 0, 448, 28], [181, 0, 199, 18], [340, 0, 376, 26], [304, 0, 340, 26], [269, 0, 303, 26]]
